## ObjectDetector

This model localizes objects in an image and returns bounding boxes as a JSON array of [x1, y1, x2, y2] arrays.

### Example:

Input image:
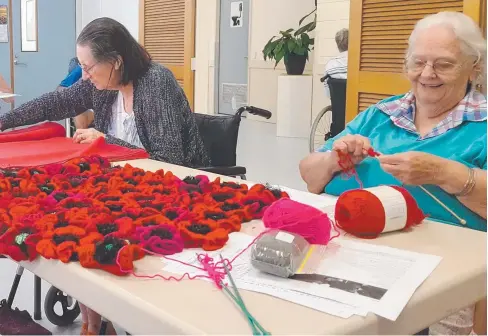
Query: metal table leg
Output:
[[34, 275, 42, 320]]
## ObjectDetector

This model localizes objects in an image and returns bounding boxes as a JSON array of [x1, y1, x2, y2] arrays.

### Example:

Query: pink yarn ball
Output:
[[262, 198, 334, 245]]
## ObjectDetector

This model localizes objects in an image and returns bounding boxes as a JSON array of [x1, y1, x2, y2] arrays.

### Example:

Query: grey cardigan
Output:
[[0, 62, 211, 168]]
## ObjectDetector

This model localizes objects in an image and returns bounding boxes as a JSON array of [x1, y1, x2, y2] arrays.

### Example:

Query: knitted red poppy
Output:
[[178, 219, 229, 251], [132, 224, 184, 255], [211, 177, 249, 193], [34, 211, 75, 232], [0, 224, 40, 261], [86, 215, 135, 239], [190, 204, 242, 232], [36, 226, 86, 262], [77, 236, 144, 276], [134, 214, 174, 228]]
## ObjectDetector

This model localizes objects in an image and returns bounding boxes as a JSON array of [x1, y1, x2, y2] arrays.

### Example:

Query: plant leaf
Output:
[[287, 39, 296, 53], [295, 22, 313, 36], [295, 46, 307, 56], [299, 8, 316, 26], [274, 49, 285, 68]]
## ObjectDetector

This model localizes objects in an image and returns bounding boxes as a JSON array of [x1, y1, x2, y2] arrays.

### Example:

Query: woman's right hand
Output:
[[332, 134, 373, 165]]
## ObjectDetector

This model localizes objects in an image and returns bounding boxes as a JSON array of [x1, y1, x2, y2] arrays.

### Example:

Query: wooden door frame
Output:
[[138, 0, 196, 110], [345, 0, 486, 123]]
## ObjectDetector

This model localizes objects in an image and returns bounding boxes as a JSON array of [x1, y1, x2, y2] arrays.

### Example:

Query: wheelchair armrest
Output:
[[198, 166, 247, 177]]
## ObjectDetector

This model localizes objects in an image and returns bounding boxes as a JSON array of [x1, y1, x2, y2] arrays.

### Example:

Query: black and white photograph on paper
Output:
[[290, 273, 388, 300], [230, 1, 243, 28]]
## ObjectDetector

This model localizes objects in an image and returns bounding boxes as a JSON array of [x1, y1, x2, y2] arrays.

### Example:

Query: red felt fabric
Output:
[[0, 122, 66, 143], [0, 137, 149, 168]]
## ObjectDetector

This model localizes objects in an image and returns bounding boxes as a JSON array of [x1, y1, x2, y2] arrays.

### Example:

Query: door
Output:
[[216, 0, 249, 115], [12, 0, 76, 107], [345, 0, 484, 123], [139, 0, 196, 110]]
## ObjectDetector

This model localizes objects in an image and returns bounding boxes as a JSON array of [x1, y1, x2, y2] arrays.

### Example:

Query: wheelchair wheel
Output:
[[44, 285, 80, 326], [309, 105, 333, 153]]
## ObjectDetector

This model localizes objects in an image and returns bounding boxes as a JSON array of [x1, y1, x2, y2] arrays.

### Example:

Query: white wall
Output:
[[194, 0, 316, 120], [311, 0, 350, 121], [75, 0, 140, 40]]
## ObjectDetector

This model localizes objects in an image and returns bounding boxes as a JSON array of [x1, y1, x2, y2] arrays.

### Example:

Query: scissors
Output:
[[219, 254, 271, 335]]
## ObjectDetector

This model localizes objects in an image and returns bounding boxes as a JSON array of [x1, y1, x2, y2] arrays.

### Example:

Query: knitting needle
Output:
[[418, 185, 467, 226], [370, 154, 467, 226]]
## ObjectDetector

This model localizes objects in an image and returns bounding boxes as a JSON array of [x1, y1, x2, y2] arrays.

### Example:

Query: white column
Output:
[[276, 74, 313, 138]]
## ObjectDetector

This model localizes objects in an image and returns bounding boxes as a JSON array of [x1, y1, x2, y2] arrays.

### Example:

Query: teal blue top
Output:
[[317, 94, 487, 232]]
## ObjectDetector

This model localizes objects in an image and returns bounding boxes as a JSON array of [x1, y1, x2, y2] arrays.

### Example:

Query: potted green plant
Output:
[[262, 9, 316, 75]]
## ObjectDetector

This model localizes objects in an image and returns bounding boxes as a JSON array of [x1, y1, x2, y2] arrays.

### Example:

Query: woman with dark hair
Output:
[[0, 17, 210, 168], [0, 17, 211, 335]]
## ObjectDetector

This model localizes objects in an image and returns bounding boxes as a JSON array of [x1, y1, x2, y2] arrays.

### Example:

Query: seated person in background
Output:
[[0, 17, 210, 335], [0, 17, 210, 168], [300, 11, 486, 335], [323, 28, 348, 97], [57, 57, 95, 130]]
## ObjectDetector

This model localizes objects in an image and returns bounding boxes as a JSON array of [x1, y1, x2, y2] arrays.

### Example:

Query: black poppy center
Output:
[[94, 176, 109, 184], [150, 228, 173, 240], [106, 203, 124, 212], [54, 220, 69, 229], [164, 210, 179, 220], [245, 199, 267, 211], [94, 237, 126, 265], [100, 196, 119, 202], [212, 193, 234, 202], [220, 182, 241, 189], [183, 176, 200, 185], [65, 201, 89, 209], [97, 223, 119, 236], [266, 185, 283, 199], [147, 181, 161, 186], [220, 203, 240, 211], [146, 202, 164, 211], [78, 162, 90, 173], [69, 178, 84, 187], [135, 195, 154, 202], [52, 234, 79, 245], [53, 192, 69, 202], [2, 170, 17, 178], [126, 179, 138, 186], [205, 212, 226, 221], [121, 187, 135, 193], [29, 168, 43, 175], [10, 180, 20, 188], [39, 184, 55, 195], [187, 223, 211, 235]]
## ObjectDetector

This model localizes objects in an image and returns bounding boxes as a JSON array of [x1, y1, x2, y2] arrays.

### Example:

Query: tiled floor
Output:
[[0, 118, 311, 335]]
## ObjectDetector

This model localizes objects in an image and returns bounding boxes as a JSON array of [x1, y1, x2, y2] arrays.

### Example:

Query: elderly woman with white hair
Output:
[[300, 11, 486, 335]]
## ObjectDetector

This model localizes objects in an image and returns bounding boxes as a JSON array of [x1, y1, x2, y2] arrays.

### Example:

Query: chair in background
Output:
[[309, 75, 347, 152], [195, 105, 272, 179]]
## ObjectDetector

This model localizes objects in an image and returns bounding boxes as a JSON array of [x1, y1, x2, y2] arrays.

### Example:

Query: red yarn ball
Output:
[[335, 186, 425, 239]]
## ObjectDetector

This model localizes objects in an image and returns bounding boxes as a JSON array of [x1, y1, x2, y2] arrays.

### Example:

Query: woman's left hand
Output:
[[378, 151, 444, 186], [73, 128, 105, 144]]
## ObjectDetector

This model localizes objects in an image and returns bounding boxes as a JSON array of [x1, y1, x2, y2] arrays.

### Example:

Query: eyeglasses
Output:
[[404, 58, 463, 75], [80, 61, 100, 75]]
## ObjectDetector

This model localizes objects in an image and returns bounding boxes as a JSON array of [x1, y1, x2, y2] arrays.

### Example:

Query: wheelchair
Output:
[[3, 105, 272, 331], [309, 75, 347, 153]]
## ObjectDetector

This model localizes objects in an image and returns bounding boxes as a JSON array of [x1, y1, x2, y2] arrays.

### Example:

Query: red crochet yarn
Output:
[[334, 148, 425, 239]]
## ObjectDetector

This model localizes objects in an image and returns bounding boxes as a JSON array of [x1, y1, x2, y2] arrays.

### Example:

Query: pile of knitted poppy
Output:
[[0, 156, 289, 276]]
